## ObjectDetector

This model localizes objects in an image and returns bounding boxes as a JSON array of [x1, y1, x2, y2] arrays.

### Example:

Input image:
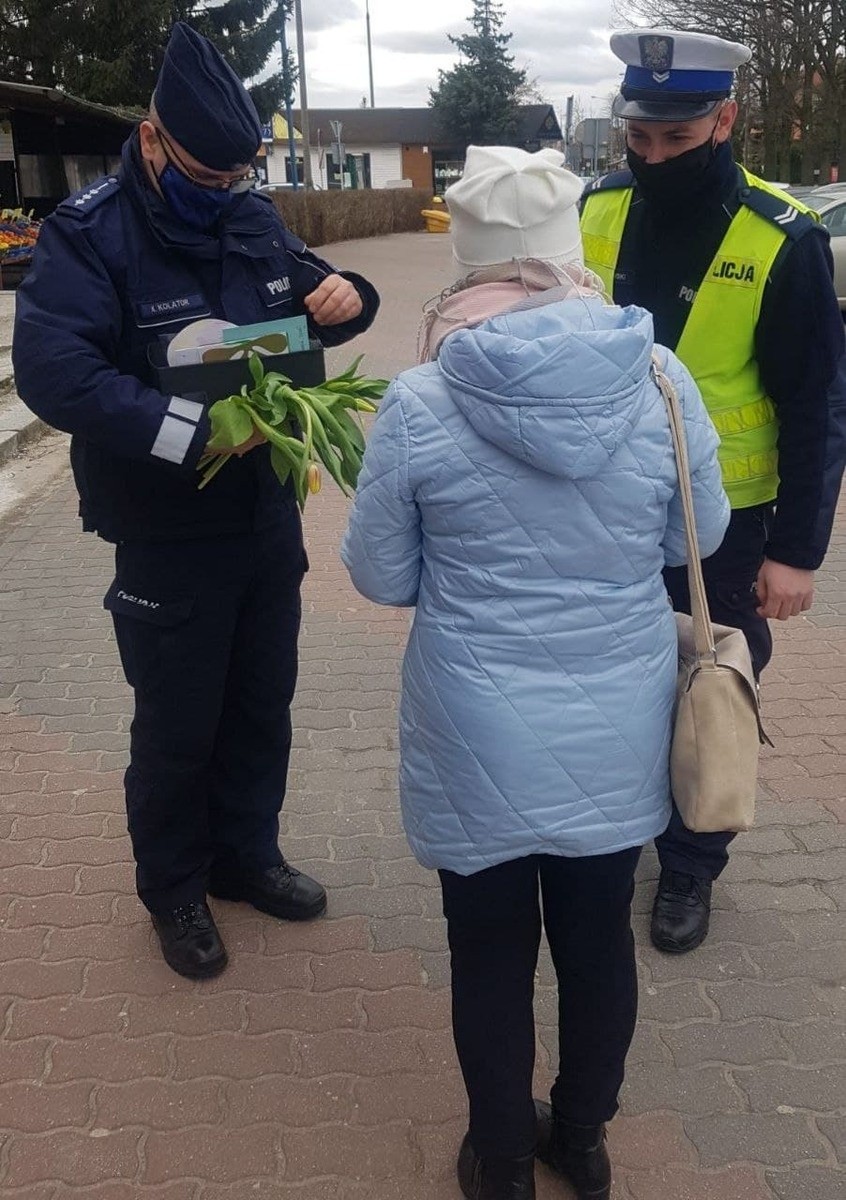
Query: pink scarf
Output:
[[417, 259, 606, 364]]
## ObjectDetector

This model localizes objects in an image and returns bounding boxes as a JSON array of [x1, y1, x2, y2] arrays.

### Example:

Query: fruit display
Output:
[[0, 209, 40, 262]]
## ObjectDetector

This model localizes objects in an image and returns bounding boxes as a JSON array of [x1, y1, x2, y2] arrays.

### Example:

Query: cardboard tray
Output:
[[152, 342, 326, 404]]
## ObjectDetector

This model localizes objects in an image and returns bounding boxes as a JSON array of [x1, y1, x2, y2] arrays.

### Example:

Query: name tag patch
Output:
[[135, 294, 210, 326]]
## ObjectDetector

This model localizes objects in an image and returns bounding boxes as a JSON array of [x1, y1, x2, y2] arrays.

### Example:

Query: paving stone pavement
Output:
[[0, 232, 844, 1199]]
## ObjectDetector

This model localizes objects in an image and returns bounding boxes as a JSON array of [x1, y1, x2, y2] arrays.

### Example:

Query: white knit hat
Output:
[[446, 145, 584, 272]]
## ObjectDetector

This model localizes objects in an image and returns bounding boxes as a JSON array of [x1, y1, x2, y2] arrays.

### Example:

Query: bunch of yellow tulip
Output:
[[197, 355, 388, 510]]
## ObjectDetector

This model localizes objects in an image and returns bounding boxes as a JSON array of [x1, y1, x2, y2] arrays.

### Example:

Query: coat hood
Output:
[[437, 297, 656, 479]]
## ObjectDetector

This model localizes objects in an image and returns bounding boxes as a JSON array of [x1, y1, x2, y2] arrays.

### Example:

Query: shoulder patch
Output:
[[57, 176, 121, 219], [584, 169, 634, 197], [740, 185, 819, 242]]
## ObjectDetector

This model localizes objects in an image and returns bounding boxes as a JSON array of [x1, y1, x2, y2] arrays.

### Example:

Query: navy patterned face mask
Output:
[[156, 162, 247, 232]]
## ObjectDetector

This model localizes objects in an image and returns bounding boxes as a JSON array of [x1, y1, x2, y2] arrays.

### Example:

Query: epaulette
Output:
[[739, 183, 819, 242], [582, 169, 634, 198], [57, 176, 121, 219]]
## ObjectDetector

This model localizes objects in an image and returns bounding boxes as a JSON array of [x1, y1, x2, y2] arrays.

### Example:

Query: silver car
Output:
[[804, 190, 846, 312]]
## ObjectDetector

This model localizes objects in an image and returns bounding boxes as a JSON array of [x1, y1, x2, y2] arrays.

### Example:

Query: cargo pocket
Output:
[[710, 579, 773, 680], [712, 577, 759, 619], [104, 581, 196, 690]]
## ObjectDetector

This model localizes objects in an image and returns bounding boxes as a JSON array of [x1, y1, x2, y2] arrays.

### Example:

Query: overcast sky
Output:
[[297, 0, 626, 120]]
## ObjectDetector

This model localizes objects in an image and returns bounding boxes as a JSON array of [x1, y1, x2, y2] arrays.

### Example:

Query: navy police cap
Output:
[[153, 22, 262, 170], [611, 28, 752, 122]]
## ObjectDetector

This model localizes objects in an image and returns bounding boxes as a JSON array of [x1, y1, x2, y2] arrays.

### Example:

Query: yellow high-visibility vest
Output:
[[581, 167, 818, 509]]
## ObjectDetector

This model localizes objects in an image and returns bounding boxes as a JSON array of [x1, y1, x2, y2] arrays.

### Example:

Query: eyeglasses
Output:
[[156, 129, 257, 193]]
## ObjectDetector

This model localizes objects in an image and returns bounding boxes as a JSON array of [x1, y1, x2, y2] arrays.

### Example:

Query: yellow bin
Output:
[[422, 197, 451, 233]]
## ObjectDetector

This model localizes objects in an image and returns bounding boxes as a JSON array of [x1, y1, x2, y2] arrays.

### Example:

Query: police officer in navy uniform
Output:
[[13, 23, 380, 979], [581, 30, 845, 954]]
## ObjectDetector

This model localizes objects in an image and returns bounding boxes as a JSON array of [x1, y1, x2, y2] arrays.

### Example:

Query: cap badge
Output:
[[639, 36, 673, 73]]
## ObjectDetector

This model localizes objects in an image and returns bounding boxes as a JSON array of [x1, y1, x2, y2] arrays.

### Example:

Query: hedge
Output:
[[269, 188, 435, 246]]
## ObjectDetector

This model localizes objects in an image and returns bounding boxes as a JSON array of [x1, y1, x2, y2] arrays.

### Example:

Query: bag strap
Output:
[[651, 352, 718, 663]]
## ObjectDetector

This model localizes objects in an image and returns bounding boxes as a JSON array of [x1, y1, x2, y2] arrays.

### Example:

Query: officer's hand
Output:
[[304, 274, 363, 325], [210, 430, 266, 458], [755, 559, 815, 621]]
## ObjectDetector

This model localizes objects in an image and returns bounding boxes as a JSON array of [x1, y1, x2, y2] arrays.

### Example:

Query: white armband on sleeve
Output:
[[150, 397, 205, 465]]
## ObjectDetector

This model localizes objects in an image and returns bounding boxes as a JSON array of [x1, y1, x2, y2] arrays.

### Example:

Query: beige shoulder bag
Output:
[[652, 353, 771, 833]]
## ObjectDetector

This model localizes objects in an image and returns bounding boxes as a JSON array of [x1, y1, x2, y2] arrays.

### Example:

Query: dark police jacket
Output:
[[12, 135, 380, 543]]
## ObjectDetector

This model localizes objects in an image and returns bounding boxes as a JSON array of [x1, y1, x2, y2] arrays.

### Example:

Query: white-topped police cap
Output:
[[611, 28, 751, 122]]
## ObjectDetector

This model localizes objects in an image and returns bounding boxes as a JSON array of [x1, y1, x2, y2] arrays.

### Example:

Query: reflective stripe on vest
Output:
[[580, 169, 807, 509]]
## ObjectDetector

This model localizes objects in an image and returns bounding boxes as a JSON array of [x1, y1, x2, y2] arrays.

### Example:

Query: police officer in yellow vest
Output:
[[582, 29, 846, 954]]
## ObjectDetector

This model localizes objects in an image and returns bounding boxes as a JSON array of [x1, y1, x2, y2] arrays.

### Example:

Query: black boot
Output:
[[535, 1102, 610, 1200], [151, 902, 228, 980], [457, 1134, 535, 1200], [209, 859, 327, 921], [650, 869, 712, 954]]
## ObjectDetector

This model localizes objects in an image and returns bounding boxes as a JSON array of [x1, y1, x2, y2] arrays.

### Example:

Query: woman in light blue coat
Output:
[[342, 146, 729, 1200]]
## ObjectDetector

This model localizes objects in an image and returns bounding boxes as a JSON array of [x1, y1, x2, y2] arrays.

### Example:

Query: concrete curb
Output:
[[0, 398, 47, 467]]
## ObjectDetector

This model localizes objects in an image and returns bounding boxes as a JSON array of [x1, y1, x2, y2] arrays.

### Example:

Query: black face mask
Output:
[[627, 130, 729, 210]]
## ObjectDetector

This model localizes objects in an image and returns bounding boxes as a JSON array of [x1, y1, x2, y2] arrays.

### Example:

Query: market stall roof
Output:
[[0, 80, 139, 126]]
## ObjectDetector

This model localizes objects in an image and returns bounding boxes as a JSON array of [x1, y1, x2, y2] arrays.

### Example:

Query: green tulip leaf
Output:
[[207, 399, 254, 450]]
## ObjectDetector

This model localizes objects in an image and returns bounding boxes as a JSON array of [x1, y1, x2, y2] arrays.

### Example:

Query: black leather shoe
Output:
[[209, 860, 327, 921], [151, 902, 228, 980], [650, 869, 712, 954], [535, 1101, 611, 1200], [457, 1134, 535, 1199]]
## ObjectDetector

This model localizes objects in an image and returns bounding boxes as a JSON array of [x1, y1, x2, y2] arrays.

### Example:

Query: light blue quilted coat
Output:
[[342, 298, 730, 874]]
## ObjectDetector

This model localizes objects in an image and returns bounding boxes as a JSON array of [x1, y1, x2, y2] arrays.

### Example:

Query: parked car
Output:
[[803, 191, 846, 313], [783, 184, 816, 198]]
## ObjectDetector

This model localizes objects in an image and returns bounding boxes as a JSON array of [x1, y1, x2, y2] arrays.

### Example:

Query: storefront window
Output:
[[433, 157, 464, 195], [285, 157, 305, 184]]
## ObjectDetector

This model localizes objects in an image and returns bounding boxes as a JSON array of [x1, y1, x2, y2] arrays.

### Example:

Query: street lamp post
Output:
[[294, 0, 314, 188], [365, 0, 375, 109], [562, 95, 574, 165], [280, 6, 299, 190], [589, 96, 614, 172]]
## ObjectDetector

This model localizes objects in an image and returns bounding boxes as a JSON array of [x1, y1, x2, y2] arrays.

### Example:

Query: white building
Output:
[[264, 106, 563, 193]]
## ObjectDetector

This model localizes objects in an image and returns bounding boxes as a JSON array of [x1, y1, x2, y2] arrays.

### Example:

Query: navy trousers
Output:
[[106, 522, 305, 912], [658, 503, 774, 881]]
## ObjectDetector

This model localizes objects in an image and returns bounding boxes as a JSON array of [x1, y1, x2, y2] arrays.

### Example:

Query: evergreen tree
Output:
[[430, 0, 528, 147], [0, 1, 296, 120], [0, 1, 81, 88]]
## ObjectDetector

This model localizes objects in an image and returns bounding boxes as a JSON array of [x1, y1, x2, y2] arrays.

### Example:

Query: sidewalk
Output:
[[1, 232, 844, 1199]]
